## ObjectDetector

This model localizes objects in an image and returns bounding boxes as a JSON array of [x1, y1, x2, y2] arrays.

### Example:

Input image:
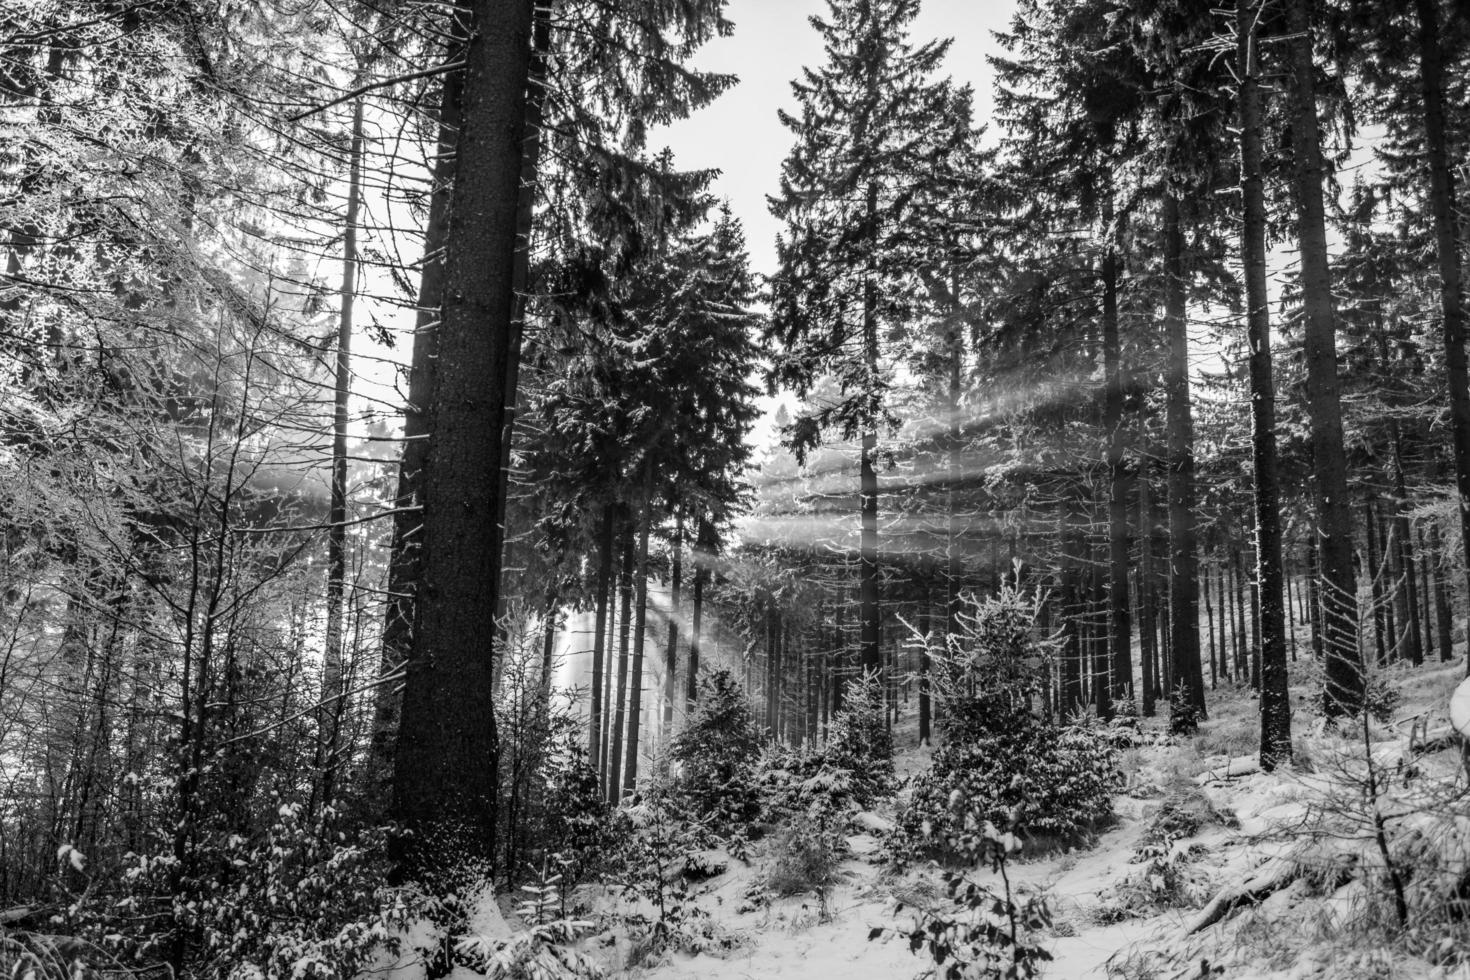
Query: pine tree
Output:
[[769, 0, 967, 682]]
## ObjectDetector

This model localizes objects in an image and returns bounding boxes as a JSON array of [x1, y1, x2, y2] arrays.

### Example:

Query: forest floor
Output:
[[375, 651, 1470, 980]]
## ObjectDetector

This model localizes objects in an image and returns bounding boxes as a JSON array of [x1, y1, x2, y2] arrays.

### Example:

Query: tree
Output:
[[769, 0, 967, 682], [1285, 0, 1364, 718], [390, 0, 537, 871], [1236, 0, 1291, 766]]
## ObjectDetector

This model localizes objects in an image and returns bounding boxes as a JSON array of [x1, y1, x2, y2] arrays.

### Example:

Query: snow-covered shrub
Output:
[[608, 795, 739, 966], [530, 732, 614, 886], [756, 672, 894, 817], [871, 821, 1052, 979], [100, 801, 414, 979], [669, 668, 763, 829], [896, 709, 1121, 858], [454, 864, 605, 980], [892, 590, 1120, 861], [760, 767, 853, 919]]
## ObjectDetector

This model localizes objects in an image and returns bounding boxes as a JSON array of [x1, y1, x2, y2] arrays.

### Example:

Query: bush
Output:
[[669, 669, 763, 829], [893, 590, 1121, 861], [759, 766, 854, 919], [533, 735, 614, 885]]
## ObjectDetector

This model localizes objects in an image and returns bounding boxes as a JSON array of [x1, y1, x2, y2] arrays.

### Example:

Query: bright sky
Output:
[[651, 0, 1018, 278]]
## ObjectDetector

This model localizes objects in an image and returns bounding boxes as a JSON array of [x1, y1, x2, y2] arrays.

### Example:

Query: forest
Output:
[[4, 0, 1470, 977]]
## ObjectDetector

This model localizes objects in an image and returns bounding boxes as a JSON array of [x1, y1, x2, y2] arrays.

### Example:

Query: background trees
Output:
[[4, 0, 1470, 973]]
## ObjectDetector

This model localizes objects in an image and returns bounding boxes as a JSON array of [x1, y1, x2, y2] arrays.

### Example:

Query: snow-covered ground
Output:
[[374, 651, 1470, 980]]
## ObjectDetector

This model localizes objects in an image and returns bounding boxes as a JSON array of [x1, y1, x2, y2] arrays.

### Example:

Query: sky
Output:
[[650, 0, 1018, 278]]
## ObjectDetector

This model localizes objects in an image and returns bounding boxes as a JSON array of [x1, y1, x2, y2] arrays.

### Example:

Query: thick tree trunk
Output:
[[319, 95, 364, 814], [1164, 194, 1206, 732], [370, 20, 466, 797], [1287, 0, 1363, 716], [490, 1, 552, 655], [391, 0, 536, 870], [1239, 0, 1291, 766], [1415, 0, 1470, 657]]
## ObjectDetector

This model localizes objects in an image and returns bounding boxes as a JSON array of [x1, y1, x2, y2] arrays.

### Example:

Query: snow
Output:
[[373, 653, 1470, 979]]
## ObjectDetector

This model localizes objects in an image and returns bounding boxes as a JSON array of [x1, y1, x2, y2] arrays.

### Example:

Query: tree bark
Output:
[[860, 182, 882, 678], [1102, 198, 1133, 706], [663, 507, 683, 737], [1239, 0, 1291, 766], [1414, 0, 1470, 660], [686, 516, 712, 710], [588, 503, 615, 774], [607, 522, 634, 799], [1164, 194, 1206, 732], [391, 0, 536, 871], [621, 462, 655, 799], [1286, 0, 1362, 716], [370, 15, 465, 799]]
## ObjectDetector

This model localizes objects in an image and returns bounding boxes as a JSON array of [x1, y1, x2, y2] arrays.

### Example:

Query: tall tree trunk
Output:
[[1415, 0, 1470, 656], [391, 0, 536, 871], [370, 18, 466, 799], [1164, 194, 1206, 732], [1240, 0, 1291, 765], [686, 516, 712, 710], [1060, 495, 1085, 716], [1139, 446, 1157, 716], [588, 503, 615, 774], [1366, 497, 1388, 665], [947, 278, 964, 641], [621, 463, 655, 799], [490, 0, 552, 662], [860, 183, 882, 678], [319, 95, 364, 813], [1390, 433, 1423, 666], [1286, 0, 1362, 716], [663, 507, 683, 736], [607, 522, 634, 799], [1102, 199, 1133, 705], [1430, 521, 1455, 660]]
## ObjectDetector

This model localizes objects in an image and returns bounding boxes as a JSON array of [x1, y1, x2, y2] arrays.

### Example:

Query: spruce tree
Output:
[[769, 0, 966, 680]]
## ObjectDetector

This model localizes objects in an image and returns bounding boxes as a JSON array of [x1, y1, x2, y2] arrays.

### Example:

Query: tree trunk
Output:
[[370, 17, 466, 798], [1139, 428, 1158, 716], [319, 94, 364, 814], [588, 503, 615, 774], [490, 0, 553, 663], [608, 522, 635, 799], [1415, 0, 1470, 658], [860, 183, 882, 679], [1366, 497, 1388, 665], [1239, 0, 1291, 766], [1164, 194, 1205, 732], [391, 0, 536, 870], [1430, 521, 1455, 661], [686, 515, 712, 709], [621, 462, 655, 799], [1102, 200, 1133, 705], [1286, 0, 1363, 716], [663, 507, 683, 737]]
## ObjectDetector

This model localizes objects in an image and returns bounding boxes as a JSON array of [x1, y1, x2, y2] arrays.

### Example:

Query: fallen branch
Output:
[[1180, 856, 1298, 935], [1194, 755, 1261, 784]]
